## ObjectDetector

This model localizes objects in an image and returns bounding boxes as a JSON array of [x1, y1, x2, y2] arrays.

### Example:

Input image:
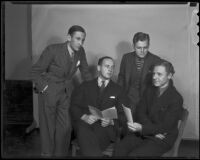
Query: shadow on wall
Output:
[[46, 36, 63, 46], [113, 41, 132, 82], [72, 64, 97, 87], [10, 57, 32, 80], [86, 51, 99, 78], [71, 51, 98, 87]]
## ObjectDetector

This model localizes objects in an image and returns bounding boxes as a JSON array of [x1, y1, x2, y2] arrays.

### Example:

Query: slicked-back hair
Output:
[[98, 56, 114, 66], [68, 25, 86, 36], [133, 32, 150, 46], [154, 60, 175, 76]]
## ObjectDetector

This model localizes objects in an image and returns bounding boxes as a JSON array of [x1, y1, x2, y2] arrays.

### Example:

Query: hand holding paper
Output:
[[128, 122, 142, 132], [81, 114, 98, 125], [101, 118, 114, 127], [88, 105, 118, 120]]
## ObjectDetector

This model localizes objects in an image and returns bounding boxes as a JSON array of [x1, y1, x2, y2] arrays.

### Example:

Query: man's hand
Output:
[[127, 122, 142, 132], [101, 118, 114, 127], [155, 133, 167, 140], [81, 114, 99, 125]]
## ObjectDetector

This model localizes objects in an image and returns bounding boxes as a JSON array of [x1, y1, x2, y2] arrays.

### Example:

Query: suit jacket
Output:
[[31, 42, 92, 92], [70, 78, 128, 133], [117, 51, 161, 107], [135, 80, 183, 147]]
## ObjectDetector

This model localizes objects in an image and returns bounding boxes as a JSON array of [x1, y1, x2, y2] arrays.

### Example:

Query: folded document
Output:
[[122, 104, 134, 124], [88, 105, 118, 119]]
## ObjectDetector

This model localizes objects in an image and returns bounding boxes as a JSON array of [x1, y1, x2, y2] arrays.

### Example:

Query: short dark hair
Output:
[[68, 25, 86, 36], [98, 56, 113, 66], [154, 60, 175, 75], [133, 32, 150, 46]]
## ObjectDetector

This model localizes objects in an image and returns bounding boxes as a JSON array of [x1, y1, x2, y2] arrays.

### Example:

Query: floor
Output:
[[2, 125, 199, 159]]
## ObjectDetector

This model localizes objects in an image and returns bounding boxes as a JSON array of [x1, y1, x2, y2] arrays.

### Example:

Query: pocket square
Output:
[[76, 60, 80, 67], [109, 96, 116, 99]]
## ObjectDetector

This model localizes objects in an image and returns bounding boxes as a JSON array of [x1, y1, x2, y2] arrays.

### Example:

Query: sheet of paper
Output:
[[88, 105, 102, 119], [122, 104, 134, 124], [88, 106, 118, 119], [102, 107, 118, 119]]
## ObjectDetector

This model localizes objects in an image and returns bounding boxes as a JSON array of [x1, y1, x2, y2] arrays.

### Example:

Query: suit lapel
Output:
[[100, 80, 115, 106], [128, 52, 138, 85], [58, 42, 72, 76], [141, 52, 151, 83], [68, 50, 80, 77]]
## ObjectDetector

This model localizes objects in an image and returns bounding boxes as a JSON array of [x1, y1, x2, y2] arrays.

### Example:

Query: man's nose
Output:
[[153, 74, 157, 79], [78, 41, 83, 46], [108, 67, 113, 72]]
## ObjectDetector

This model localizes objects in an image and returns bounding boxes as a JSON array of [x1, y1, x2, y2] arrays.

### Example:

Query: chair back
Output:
[[162, 108, 189, 157]]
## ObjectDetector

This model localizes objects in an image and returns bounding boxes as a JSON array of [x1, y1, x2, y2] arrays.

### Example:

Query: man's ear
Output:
[[67, 34, 71, 41], [97, 65, 100, 72], [168, 73, 173, 79]]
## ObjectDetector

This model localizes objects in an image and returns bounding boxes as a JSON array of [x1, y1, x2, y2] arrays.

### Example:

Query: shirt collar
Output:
[[158, 82, 169, 97], [97, 77, 109, 87], [67, 43, 74, 57]]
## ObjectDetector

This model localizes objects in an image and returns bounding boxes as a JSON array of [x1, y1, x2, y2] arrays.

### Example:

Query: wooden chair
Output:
[[162, 108, 189, 157]]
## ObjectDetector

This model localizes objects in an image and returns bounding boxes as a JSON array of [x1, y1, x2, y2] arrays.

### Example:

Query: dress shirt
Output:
[[97, 77, 109, 88]]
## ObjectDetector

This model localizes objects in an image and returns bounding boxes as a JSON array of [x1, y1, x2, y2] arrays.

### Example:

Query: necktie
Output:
[[71, 52, 75, 61], [100, 80, 105, 93]]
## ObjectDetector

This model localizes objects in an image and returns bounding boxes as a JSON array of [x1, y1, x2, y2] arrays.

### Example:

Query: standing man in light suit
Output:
[[31, 25, 92, 157]]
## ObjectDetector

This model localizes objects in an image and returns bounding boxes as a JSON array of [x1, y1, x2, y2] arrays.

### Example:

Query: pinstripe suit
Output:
[[31, 42, 92, 156]]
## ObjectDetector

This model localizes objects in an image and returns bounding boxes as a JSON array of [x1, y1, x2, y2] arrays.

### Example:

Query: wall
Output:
[[5, 2, 32, 80]]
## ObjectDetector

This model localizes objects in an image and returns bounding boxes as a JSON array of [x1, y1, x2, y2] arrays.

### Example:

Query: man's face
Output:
[[134, 40, 149, 58], [97, 58, 114, 80], [68, 31, 86, 51], [152, 65, 171, 88]]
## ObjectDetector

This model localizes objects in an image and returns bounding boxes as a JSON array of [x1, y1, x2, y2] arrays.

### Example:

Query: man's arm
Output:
[[70, 83, 91, 122], [117, 55, 126, 87], [115, 89, 129, 135], [136, 93, 183, 136], [31, 46, 54, 92], [141, 99, 183, 136]]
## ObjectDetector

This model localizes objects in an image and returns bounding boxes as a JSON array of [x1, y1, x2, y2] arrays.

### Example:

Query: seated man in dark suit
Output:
[[70, 56, 129, 156], [114, 60, 183, 157]]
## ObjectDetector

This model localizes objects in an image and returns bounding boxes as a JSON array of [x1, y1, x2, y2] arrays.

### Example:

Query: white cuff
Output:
[[81, 114, 87, 120], [110, 120, 114, 125], [41, 85, 48, 93]]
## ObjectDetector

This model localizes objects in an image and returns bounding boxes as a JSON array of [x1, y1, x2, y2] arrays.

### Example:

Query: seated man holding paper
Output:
[[70, 56, 129, 156], [114, 60, 183, 157]]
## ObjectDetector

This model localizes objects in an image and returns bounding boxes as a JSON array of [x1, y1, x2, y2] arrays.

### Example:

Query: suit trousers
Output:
[[76, 120, 116, 156], [38, 82, 72, 156], [113, 133, 170, 157]]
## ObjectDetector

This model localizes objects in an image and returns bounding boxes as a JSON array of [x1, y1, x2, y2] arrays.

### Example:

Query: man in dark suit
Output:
[[70, 56, 129, 156], [114, 60, 184, 157], [31, 25, 92, 157], [118, 32, 162, 111]]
